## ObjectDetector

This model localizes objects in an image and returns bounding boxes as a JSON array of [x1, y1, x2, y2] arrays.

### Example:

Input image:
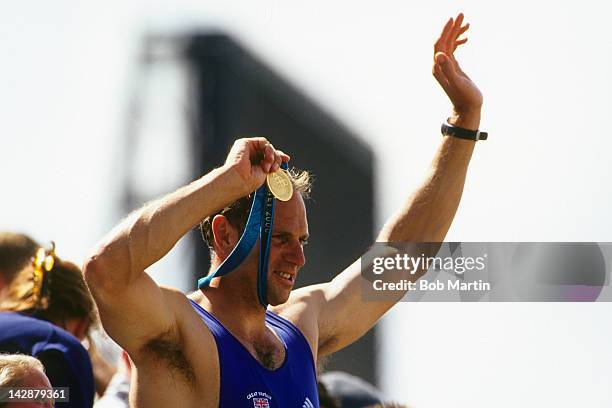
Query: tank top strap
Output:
[[189, 299, 228, 339], [265, 311, 315, 367]]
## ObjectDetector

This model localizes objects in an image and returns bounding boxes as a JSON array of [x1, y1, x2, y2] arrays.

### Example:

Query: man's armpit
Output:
[[139, 326, 196, 387], [317, 334, 341, 357]]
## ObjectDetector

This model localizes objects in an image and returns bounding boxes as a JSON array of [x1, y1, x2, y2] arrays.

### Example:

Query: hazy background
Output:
[[2, 1, 612, 406]]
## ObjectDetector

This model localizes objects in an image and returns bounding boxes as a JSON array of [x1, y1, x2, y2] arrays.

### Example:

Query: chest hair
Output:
[[250, 335, 285, 370]]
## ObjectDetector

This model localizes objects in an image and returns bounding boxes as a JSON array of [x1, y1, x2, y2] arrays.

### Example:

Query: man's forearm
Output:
[[378, 112, 479, 242], [318, 128, 478, 353], [86, 166, 246, 286]]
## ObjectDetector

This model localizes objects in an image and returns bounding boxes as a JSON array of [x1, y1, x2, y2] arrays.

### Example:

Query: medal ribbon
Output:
[[197, 162, 289, 308]]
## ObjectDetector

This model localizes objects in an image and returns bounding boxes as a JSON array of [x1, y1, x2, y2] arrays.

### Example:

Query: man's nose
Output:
[[284, 241, 306, 268]]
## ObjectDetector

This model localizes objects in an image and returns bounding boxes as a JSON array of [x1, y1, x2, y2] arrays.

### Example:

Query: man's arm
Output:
[[312, 13, 484, 356], [83, 138, 287, 354]]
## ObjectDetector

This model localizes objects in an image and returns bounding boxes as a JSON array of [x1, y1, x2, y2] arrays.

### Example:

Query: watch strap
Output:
[[441, 122, 488, 141]]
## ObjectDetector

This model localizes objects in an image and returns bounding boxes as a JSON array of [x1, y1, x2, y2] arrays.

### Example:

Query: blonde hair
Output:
[[0, 353, 45, 387]]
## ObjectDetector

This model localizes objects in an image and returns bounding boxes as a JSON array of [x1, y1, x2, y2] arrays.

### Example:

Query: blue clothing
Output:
[[0, 312, 94, 408], [190, 300, 319, 407]]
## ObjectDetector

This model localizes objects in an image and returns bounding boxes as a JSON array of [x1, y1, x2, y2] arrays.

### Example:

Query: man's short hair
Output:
[[0, 353, 46, 387], [0, 232, 39, 285], [200, 168, 312, 252]]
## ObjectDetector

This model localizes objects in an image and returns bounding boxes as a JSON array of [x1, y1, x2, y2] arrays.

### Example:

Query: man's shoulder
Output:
[[273, 283, 328, 316], [159, 285, 191, 301], [270, 283, 330, 355], [150, 286, 212, 336], [157, 286, 208, 322]]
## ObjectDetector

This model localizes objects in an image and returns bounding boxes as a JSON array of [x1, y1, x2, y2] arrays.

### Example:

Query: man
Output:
[[0, 353, 54, 408], [84, 13, 484, 407]]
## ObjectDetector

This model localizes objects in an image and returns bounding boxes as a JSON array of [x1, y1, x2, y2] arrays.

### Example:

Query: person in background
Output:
[[0, 233, 39, 302], [0, 241, 96, 408], [320, 371, 384, 407], [320, 371, 412, 408], [94, 350, 132, 408], [318, 379, 340, 408], [0, 353, 54, 408]]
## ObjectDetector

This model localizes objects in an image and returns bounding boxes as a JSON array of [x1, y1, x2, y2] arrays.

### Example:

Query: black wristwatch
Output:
[[441, 121, 488, 141]]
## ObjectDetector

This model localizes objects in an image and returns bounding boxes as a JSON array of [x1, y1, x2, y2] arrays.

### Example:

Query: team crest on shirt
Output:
[[252, 398, 270, 408], [247, 391, 272, 408]]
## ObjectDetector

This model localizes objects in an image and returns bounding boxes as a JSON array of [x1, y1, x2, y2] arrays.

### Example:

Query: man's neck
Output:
[[193, 276, 269, 341]]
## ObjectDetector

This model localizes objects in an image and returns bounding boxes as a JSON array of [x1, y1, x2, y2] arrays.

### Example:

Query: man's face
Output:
[[265, 193, 309, 306]]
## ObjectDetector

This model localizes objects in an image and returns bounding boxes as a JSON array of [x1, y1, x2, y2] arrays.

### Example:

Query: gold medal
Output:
[[266, 169, 293, 201]]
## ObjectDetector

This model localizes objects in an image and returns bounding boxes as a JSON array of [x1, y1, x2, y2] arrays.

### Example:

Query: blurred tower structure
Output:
[[120, 31, 377, 383]]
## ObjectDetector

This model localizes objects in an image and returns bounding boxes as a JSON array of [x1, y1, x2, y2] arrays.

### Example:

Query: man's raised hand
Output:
[[433, 13, 483, 130], [224, 137, 290, 195]]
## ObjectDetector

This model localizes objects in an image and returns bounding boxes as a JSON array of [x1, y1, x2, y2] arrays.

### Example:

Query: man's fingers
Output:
[[434, 17, 453, 54], [454, 37, 468, 51], [434, 52, 458, 85], [457, 23, 470, 37], [435, 16, 469, 57], [432, 59, 451, 93], [263, 143, 277, 173], [261, 142, 289, 173], [452, 24, 469, 52], [243, 137, 269, 163], [270, 149, 283, 172], [236, 137, 291, 173], [276, 150, 291, 164], [435, 52, 472, 100], [451, 13, 464, 40], [435, 52, 455, 71], [447, 13, 465, 51], [249, 137, 270, 151]]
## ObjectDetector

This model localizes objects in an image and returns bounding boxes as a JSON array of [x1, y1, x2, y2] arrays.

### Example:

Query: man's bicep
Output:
[[89, 271, 178, 355]]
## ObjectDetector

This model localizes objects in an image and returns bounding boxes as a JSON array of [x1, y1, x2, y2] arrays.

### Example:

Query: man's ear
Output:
[[211, 215, 239, 258]]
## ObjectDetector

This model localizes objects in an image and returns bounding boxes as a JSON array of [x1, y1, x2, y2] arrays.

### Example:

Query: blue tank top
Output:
[[189, 300, 319, 407]]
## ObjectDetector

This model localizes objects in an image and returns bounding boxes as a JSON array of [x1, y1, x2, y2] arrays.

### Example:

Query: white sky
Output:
[[2, 1, 612, 406]]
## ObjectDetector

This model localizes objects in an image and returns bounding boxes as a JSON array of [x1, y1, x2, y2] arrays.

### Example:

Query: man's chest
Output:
[[241, 334, 286, 370]]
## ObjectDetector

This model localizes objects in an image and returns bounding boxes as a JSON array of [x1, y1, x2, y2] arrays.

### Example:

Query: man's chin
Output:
[[265, 290, 291, 307]]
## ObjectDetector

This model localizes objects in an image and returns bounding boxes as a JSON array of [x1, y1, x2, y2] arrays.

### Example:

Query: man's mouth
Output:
[[273, 271, 295, 283]]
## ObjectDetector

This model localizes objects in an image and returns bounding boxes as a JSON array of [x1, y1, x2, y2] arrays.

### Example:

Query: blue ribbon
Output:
[[198, 162, 289, 308]]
